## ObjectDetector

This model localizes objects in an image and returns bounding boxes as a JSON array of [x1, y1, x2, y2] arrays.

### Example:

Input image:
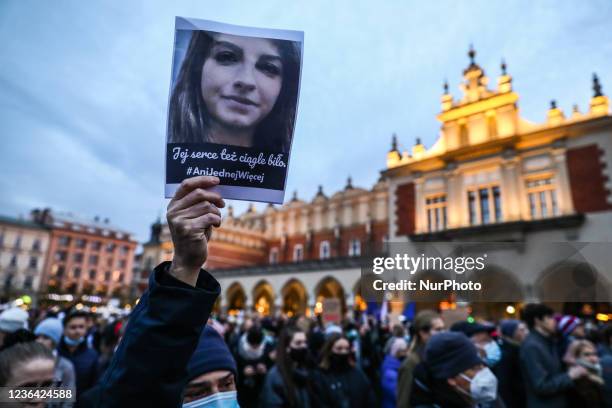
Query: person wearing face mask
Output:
[[496, 319, 528, 408], [381, 337, 408, 408], [260, 326, 318, 407], [80, 176, 224, 407], [182, 325, 240, 408], [312, 333, 377, 408], [451, 321, 502, 370], [235, 325, 273, 408], [410, 331, 505, 408], [562, 339, 605, 407], [57, 311, 99, 397]]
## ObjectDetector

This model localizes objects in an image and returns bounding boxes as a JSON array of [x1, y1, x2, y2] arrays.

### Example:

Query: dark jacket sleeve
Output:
[[519, 339, 573, 396], [93, 261, 220, 407]]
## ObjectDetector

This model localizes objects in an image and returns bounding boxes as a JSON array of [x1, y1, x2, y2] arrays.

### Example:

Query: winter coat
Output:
[[260, 365, 315, 408], [396, 345, 424, 408], [312, 365, 377, 408], [381, 354, 402, 408], [496, 339, 526, 408], [57, 337, 99, 396], [519, 330, 573, 408], [83, 261, 220, 407]]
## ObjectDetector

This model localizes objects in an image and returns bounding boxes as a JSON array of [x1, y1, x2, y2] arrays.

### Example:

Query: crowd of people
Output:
[[0, 176, 610, 408]]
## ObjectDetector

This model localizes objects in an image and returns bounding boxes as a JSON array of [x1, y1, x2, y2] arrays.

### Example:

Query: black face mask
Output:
[[330, 353, 351, 371], [289, 347, 308, 363]]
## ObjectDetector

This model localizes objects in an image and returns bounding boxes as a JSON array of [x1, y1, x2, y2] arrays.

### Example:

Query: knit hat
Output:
[[34, 318, 63, 345], [187, 326, 237, 381], [450, 320, 495, 338], [557, 315, 580, 337], [425, 332, 483, 379], [0, 307, 29, 333], [500, 319, 520, 338]]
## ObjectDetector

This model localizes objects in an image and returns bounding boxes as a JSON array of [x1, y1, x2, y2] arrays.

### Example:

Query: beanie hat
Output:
[[425, 332, 483, 379], [557, 315, 580, 337], [187, 326, 237, 381], [34, 318, 63, 345], [500, 319, 520, 338], [0, 307, 29, 333], [451, 320, 495, 338]]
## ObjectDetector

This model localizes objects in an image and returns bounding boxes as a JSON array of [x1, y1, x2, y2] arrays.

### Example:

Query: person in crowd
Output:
[[0, 307, 29, 348], [0, 341, 57, 407], [451, 320, 501, 370], [235, 325, 273, 408], [182, 325, 240, 407], [34, 317, 77, 396], [397, 309, 445, 408], [562, 339, 605, 407], [313, 332, 377, 408], [384, 324, 407, 355], [381, 337, 408, 408], [597, 324, 612, 358], [409, 331, 504, 407], [88, 176, 225, 406], [556, 314, 583, 358], [520, 303, 587, 408], [57, 311, 99, 397], [496, 319, 528, 408], [260, 326, 317, 407]]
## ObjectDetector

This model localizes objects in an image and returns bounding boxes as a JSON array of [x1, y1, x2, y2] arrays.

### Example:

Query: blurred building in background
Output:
[[384, 48, 611, 318], [0, 215, 50, 301], [31, 208, 138, 301]]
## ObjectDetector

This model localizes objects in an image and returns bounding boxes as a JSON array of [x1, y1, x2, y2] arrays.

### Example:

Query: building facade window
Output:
[[9, 255, 17, 267], [319, 241, 331, 259], [106, 243, 116, 253], [73, 253, 84, 263], [73, 267, 81, 279], [32, 239, 41, 251], [23, 276, 33, 289], [425, 194, 447, 232], [58, 236, 71, 247], [348, 239, 361, 257], [526, 177, 558, 219], [269, 248, 279, 264], [28, 257, 37, 269], [104, 271, 112, 282], [467, 185, 502, 225], [91, 241, 102, 251], [89, 255, 99, 265], [89, 269, 96, 280], [293, 244, 303, 262]]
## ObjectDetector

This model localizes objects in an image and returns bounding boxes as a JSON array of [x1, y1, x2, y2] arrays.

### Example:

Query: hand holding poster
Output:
[[165, 17, 304, 203]]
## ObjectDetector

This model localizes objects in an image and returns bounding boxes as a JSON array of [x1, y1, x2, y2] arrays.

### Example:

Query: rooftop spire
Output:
[[390, 133, 398, 152], [550, 100, 557, 110], [501, 59, 507, 75], [346, 176, 353, 190], [443, 79, 449, 94], [468, 44, 476, 64], [593, 73, 604, 97]]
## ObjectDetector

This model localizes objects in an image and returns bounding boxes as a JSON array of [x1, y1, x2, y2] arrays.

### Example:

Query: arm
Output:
[[95, 177, 225, 407], [520, 342, 573, 396], [259, 369, 287, 408]]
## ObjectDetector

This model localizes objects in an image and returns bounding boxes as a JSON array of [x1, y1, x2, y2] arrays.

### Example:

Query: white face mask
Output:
[[183, 391, 240, 408], [460, 367, 498, 403]]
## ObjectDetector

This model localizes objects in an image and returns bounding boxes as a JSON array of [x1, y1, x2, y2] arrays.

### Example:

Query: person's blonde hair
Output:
[[408, 310, 439, 353]]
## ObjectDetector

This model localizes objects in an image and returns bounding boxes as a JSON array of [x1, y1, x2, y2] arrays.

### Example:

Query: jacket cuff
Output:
[[147, 261, 220, 327]]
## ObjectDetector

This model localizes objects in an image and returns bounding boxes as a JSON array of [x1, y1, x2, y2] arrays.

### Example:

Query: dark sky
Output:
[[1, 0, 611, 242]]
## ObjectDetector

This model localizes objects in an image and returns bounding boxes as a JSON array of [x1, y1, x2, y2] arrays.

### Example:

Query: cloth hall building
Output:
[[138, 49, 612, 319]]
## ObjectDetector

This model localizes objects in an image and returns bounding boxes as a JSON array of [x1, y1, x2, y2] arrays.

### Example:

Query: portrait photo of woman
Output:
[[168, 28, 301, 153]]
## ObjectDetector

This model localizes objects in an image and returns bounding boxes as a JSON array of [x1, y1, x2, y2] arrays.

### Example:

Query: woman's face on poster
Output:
[[201, 34, 283, 132]]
